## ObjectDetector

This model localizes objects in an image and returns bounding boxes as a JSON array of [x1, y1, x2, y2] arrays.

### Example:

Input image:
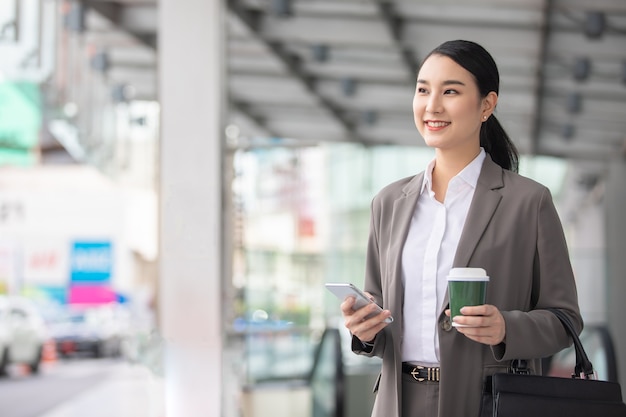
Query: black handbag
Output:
[[480, 308, 626, 417]]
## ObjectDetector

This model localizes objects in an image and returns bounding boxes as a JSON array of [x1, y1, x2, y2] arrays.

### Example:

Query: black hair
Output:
[[423, 40, 519, 172]]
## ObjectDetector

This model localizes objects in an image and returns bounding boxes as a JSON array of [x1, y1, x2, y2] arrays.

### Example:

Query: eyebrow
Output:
[[416, 79, 466, 86]]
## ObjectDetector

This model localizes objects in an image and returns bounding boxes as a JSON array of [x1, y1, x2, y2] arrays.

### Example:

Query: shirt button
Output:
[[441, 318, 452, 332]]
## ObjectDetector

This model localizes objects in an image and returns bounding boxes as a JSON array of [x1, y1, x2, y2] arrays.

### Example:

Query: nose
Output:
[[425, 94, 443, 115]]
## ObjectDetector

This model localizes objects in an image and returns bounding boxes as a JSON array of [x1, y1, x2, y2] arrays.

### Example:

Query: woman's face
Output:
[[413, 54, 495, 154]]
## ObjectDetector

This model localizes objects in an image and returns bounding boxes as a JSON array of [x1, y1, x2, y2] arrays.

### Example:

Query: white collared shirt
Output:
[[401, 149, 486, 365]]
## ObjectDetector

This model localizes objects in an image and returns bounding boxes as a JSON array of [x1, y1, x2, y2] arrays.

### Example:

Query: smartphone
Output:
[[325, 283, 393, 323]]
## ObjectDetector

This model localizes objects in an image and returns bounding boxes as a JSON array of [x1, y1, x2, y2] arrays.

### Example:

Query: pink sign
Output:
[[68, 285, 116, 304]]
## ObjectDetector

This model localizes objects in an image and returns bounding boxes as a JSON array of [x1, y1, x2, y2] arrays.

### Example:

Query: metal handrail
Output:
[[544, 324, 620, 383], [590, 325, 619, 383], [309, 328, 345, 417]]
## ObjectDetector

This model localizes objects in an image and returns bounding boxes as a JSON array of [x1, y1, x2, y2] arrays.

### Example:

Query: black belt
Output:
[[402, 362, 441, 382]]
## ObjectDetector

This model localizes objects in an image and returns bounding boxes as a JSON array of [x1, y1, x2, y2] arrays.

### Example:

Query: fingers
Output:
[[340, 296, 357, 316], [349, 316, 389, 343], [452, 304, 506, 346], [452, 304, 495, 323], [341, 296, 391, 343], [455, 326, 504, 346], [460, 305, 492, 316]]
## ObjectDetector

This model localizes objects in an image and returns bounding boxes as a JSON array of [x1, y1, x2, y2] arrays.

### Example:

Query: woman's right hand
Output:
[[340, 294, 392, 344]]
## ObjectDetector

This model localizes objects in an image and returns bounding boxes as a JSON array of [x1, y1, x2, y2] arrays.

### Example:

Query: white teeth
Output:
[[426, 121, 450, 127]]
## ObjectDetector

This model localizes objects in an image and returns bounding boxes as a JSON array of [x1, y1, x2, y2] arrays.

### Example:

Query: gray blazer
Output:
[[353, 155, 582, 417]]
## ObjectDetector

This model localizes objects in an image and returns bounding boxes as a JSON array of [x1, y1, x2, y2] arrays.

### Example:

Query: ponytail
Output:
[[480, 115, 519, 173]]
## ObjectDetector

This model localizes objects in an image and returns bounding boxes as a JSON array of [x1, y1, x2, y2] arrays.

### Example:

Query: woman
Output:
[[340, 40, 582, 417]]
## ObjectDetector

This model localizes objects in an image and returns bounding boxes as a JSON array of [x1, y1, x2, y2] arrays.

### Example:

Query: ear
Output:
[[481, 91, 498, 119]]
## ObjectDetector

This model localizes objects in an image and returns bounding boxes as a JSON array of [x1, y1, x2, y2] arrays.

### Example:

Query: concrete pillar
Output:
[[606, 157, 626, 391], [158, 0, 225, 416]]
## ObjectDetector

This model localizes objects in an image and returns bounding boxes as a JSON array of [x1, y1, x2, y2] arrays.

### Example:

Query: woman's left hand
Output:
[[445, 304, 506, 346]]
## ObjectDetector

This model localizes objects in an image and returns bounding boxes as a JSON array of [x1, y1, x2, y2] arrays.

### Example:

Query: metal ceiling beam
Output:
[[529, 0, 553, 155], [377, 1, 418, 82], [67, 0, 623, 159], [227, 0, 367, 143], [231, 99, 280, 138], [84, 0, 157, 49]]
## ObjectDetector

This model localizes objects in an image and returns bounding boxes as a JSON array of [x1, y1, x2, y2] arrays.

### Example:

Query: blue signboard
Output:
[[70, 241, 112, 283]]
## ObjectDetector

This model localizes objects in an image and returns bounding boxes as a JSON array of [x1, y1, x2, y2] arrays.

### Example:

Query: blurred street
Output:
[[0, 358, 164, 417]]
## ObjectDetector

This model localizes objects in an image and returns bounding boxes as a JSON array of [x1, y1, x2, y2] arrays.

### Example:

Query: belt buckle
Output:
[[410, 365, 440, 382], [410, 365, 425, 382]]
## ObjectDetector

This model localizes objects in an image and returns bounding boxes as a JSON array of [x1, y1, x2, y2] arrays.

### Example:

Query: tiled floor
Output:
[[39, 362, 165, 417]]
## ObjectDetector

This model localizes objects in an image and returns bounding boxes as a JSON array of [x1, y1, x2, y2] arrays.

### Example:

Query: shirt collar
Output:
[[420, 148, 486, 195], [420, 158, 436, 196]]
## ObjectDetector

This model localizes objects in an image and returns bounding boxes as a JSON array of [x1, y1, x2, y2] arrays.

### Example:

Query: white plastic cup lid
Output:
[[447, 267, 490, 281]]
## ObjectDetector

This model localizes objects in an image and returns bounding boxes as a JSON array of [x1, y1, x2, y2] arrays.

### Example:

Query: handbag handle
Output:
[[546, 308, 596, 380]]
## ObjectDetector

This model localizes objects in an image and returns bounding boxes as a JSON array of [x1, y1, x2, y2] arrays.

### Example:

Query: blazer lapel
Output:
[[387, 174, 423, 311], [440, 156, 504, 313]]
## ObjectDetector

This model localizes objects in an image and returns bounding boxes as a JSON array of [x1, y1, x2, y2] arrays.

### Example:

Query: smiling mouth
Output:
[[425, 121, 450, 128]]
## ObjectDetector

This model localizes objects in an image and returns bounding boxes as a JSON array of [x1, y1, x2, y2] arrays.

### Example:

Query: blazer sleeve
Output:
[[492, 187, 583, 361]]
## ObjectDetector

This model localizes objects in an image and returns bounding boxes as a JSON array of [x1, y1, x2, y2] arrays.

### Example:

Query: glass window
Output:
[[231, 142, 573, 390]]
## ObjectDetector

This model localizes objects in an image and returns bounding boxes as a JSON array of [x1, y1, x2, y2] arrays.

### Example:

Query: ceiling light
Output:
[[584, 11, 606, 39], [363, 110, 377, 125], [572, 57, 591, 81], [561, 124, 575, 140], [112, 84, 135, 103], [311, 44, 329, 63], [271, 0, 292, 18], [90, 50, 109, 74], [566, 92, 582, 114], [341, 78, 357, 97]]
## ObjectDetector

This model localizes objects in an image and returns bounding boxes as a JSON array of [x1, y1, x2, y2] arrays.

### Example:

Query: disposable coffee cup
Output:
[[447, 267, 489, 327]]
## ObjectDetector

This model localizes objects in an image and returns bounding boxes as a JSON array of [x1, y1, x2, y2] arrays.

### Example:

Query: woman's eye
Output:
[[417, 87, 428, 94], [444, 89, 458, 95]]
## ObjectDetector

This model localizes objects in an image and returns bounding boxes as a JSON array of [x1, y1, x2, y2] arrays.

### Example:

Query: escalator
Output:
[[309, 327, 380, 417], [243, 323, 620, 417], [241, 325, 380, 417], [309, 323, 622, 417], [545, 324, 620, 382]]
